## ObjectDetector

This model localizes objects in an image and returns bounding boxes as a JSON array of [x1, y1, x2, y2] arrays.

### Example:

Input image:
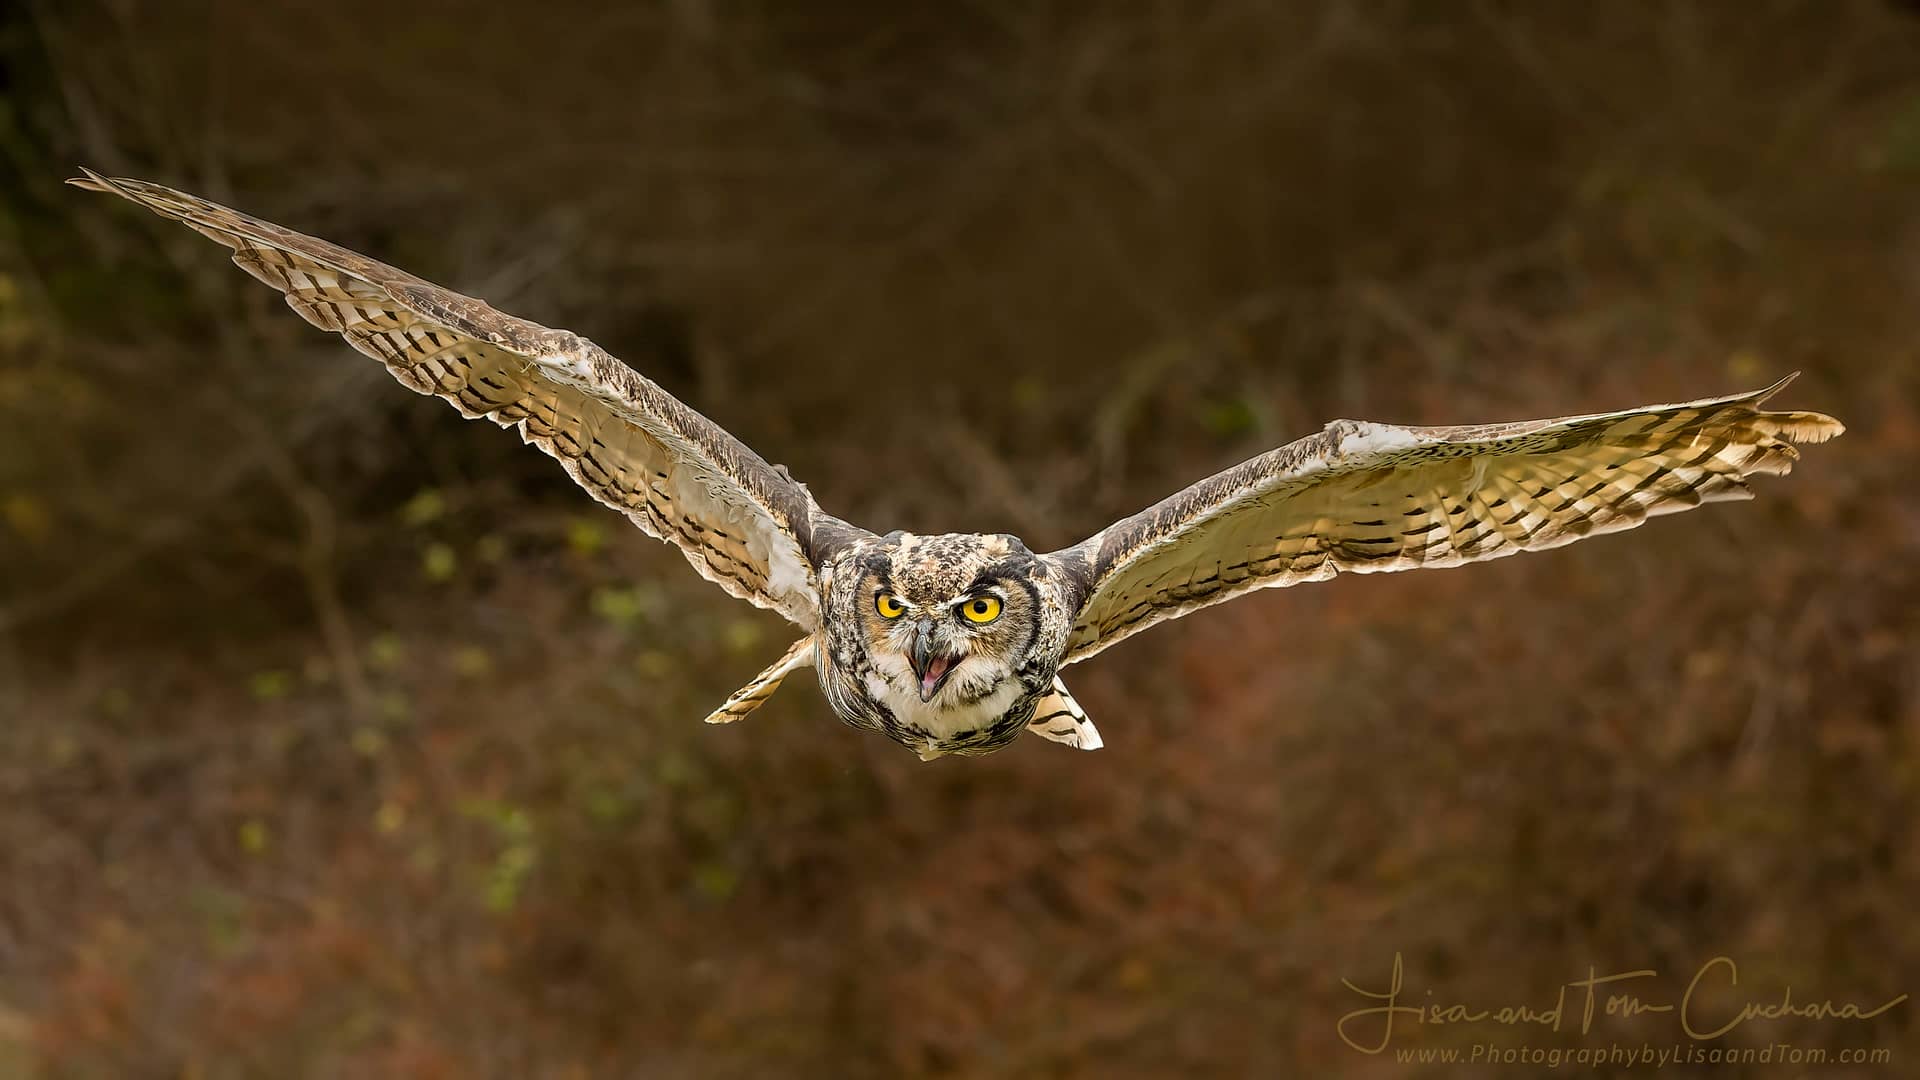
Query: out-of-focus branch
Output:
[[217, 393, 375, 721]]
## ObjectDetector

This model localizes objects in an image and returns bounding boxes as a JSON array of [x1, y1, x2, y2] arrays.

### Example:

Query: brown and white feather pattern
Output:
[[1054, 378, 1843, 663], [1024, 677, 1102, 750], [73, 171, 858, 628], [702, 634, 817, 726], [76, 171, 1846, 761]]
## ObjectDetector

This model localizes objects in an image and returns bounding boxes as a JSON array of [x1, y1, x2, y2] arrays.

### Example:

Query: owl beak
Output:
[[909, 620, 957, 703]]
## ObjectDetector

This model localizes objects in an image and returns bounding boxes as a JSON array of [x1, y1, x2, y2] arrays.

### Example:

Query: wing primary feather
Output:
[[73, 169, 878, 629], [1051, 379, 1841, 663]]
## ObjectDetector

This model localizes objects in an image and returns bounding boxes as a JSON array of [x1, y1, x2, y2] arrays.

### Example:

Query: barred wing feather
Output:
[[1055, 378, 1842, 663], [73, 170, 850, 628]]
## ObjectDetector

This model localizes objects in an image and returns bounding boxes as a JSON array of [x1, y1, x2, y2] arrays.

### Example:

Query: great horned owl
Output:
[[75, 172, 1844, 761]]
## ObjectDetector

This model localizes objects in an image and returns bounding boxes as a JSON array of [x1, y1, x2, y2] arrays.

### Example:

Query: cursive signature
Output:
[[1337, 953, 1907, 1054]]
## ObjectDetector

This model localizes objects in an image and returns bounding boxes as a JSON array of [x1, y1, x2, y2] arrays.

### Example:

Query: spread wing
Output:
[[1051, 378, 1842, 663], [73, 170, 862, 629]]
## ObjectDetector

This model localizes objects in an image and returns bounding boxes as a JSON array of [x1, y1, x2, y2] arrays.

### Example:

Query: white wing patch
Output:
[[1331, 419, 1424, 457]]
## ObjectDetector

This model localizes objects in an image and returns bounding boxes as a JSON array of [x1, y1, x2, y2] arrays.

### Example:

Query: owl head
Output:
[[843, 532, 1049, 713]]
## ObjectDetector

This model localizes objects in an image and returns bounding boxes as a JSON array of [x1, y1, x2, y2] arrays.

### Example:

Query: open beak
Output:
[[908, 619, 959, 703]]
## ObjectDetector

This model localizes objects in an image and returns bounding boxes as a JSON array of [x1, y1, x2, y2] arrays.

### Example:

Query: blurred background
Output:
[[2, 1, 1917, 1076]]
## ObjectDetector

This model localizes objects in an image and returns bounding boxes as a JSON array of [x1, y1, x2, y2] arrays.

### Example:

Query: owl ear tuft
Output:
[[1026, 677, 1103, 751]]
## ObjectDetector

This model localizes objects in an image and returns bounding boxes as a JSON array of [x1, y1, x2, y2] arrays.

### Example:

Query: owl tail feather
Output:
[[1026, 677, 1104, 751], [702, 634, 815, 725]]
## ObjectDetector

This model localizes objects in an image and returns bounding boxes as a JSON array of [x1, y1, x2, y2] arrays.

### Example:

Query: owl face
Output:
[[857, 532, 1041, 708], [816, 530, 1077, 757]]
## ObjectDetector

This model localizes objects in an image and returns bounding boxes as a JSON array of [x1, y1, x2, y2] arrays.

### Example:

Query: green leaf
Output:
[[723, 619, 763, 653], [367, 632, 406, 671], [351, 725, 388, 757], [452, 645, 493, 679], [692, 861, 739, 901], [592, 585, 663, 628], [421, 542, 458, 582], [399, 488, 446, 527], [238, 819, 270, 854], [566, 516, 609, 557], [1202, 397, 1258, 439], [249, 670, 293, 701]]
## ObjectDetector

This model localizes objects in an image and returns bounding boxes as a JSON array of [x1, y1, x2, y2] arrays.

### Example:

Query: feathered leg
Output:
[[1025, 677, 1103, 750], [702, 634, 816, 725]]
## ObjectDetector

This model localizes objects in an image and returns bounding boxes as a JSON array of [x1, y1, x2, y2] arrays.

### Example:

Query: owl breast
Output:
[[862, 665, 1031, 747], [812, 642, 1044, 758]]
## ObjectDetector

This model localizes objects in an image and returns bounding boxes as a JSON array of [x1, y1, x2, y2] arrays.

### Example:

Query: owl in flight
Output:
[[75, 171, 1844, 761]]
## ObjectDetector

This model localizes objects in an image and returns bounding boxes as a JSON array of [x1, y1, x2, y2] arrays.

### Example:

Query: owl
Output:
[[74, 172, 1845, 761]]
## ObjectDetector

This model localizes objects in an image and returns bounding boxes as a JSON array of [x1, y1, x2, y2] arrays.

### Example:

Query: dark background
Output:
[[2, 2, 1916, 1076]]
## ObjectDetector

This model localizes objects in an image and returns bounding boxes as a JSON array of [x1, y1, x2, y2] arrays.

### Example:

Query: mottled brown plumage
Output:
[[76, 171, 1843, 761], [69, 169, 851, 630], [1053, 380, 1844, 663]]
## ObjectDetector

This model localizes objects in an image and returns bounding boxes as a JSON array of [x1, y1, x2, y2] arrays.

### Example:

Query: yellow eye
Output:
[[961, 596, 1002, 624], [875, 592, 905, 619]]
